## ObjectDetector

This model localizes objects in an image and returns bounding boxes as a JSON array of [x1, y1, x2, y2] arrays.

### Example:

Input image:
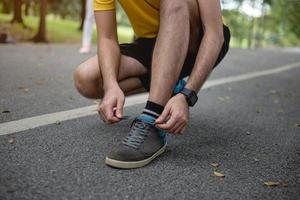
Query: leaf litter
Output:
[[8, 137, 16, 144], [213, 171, 225, 178], [18, 86, 30, 93], [264, 181, 280, 187], [35, 79, 45, 86], [210, 163, 220, 167], [1, 110, 10, 114]]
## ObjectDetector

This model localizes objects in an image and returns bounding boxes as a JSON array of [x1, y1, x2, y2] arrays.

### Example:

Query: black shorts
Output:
[[120, 25, 231, 91]]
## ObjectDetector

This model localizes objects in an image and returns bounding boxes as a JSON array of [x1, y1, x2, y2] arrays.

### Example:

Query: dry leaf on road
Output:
[[214, 171, 225, 177], [35, 79, 45, 85], [18, 86, 30, 93], [8, 137, 16, 144], [210, 163, 220, 167], [1, 110, 10, 113], [264, 181, 279, 187]]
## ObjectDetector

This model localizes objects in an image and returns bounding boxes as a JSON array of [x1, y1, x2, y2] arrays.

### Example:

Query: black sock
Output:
[[139, 101, 164, 123]]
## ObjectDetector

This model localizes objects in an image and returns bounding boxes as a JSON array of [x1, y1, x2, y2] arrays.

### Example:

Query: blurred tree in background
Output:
[[11, 0, 23, 24], [0, 0, 299, 46], [78, 0, 86, 31], [222, 0, 300, 47], [32, 0, 46, 42]]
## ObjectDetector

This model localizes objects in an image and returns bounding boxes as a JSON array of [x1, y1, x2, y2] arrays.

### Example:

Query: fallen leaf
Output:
[[214, 171, 225, 178], [1, 110, 10, 114], [253, 158, 259, 162], [210, 163, 220, 167], [35, 79, 45, 86], [8, 137, 16, 144], [18, 86, 30, 93], [264, 181, 279, 187], [246, 131, 251, 135]]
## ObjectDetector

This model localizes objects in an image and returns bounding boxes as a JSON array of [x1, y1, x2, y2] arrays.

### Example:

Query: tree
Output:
[[272, 0, 300, 38], [79, 0, 86, 31], [33, 0, 47, 42], [11, 0, 24, 24], [2, 0, 11, 14]]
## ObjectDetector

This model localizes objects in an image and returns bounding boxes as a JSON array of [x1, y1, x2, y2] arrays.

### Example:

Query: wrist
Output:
[[103, 80, 119, 92], [179, 87, 198, 107], [184, 83, 197, 92], [177, 93, 188, 105]]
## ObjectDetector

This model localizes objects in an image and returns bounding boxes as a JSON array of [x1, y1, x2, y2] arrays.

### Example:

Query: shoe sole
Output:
[[105, 144, 167, 169]]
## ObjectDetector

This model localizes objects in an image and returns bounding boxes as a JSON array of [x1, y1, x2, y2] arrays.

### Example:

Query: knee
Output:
[[73, 64, 103, 99], [161, 0, 191, 19]]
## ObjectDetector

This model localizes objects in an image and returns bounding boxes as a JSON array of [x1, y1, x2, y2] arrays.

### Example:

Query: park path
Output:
[[0, 44, 300, 200]]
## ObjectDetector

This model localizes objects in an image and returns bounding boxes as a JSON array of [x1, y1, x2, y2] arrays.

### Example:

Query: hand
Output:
[[155, 93, 189, 134], [98, 85, 125, 124]]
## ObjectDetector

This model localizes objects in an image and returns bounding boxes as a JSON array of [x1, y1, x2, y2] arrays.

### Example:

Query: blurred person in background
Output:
[[79, 0, 94, 53]]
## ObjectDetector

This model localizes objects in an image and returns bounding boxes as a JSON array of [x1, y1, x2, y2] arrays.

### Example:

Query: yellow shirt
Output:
[[94, 0, 159, 38]]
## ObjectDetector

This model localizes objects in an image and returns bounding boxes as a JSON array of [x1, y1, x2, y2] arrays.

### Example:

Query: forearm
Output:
[[185, 33, 224, 92], [98, 38, 121, 91]]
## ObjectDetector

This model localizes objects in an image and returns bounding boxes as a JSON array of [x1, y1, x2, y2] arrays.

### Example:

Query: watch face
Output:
[[189, 91, 198, 106], [181, 88, 198, 106]]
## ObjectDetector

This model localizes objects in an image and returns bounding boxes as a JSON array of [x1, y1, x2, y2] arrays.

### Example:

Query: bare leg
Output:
[[149, 0, 201, 106], [74, 55, 147, 99]]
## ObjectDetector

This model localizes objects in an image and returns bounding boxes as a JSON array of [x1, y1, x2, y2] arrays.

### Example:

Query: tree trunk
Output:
[[247, 17, 255, 49], [33, 0, 47, 43], [2, 0, 11, 14], [11, 0, 23, 24], [24, 1, 30, 16], [79, 0, 86, 31]]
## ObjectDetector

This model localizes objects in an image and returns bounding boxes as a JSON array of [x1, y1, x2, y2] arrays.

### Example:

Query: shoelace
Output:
[[122, 119, 151, 149]]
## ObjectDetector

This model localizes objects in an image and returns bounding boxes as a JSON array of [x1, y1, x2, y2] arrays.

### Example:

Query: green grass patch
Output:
[[0, 13, 134, 43]]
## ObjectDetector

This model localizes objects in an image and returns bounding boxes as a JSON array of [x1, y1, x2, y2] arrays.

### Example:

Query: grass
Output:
[[0, 13, 134, 43]]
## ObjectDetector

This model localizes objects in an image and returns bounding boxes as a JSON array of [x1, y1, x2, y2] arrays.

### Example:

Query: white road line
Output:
[[1, 61, 300, 136]]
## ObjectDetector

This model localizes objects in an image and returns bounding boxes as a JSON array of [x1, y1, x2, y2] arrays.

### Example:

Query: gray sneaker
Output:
[[105, 117, 167, 169]]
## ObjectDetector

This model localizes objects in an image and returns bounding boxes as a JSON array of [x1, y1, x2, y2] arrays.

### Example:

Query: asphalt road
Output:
[[0, 44, 299, 200]]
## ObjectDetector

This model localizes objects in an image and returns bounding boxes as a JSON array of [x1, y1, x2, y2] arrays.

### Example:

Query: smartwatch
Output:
[[180, 87, 198, 107]]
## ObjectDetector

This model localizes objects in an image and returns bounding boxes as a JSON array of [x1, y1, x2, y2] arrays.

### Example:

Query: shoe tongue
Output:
[[137, 114, 156, 125]]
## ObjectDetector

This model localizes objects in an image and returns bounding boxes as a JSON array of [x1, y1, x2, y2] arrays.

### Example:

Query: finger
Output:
[[109, 116, 121, 123], [99, 108, 110, 124], [174, 123, 186, 134], [103, 103, 114, 121], [157, 115, 177, 131], [156, 106, 171, 124], [116, 98, 124, 118], [169, 121, 183, 134]]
